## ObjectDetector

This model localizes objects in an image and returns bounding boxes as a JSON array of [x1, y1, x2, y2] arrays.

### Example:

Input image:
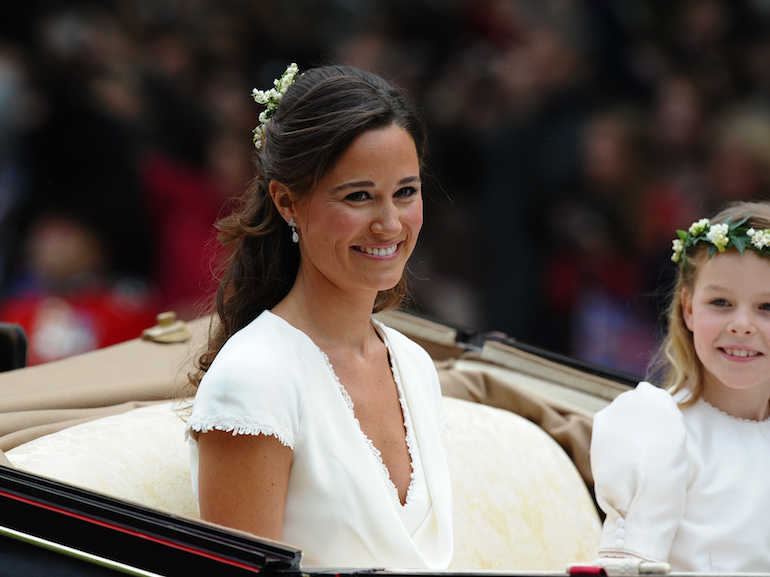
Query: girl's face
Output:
[[291, 125, 423, 298], [682, 250, 770, 418]]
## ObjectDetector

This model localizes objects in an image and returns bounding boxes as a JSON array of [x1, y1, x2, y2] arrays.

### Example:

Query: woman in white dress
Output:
[[184, 63, 452, 569], [591, 200, 770, 572]]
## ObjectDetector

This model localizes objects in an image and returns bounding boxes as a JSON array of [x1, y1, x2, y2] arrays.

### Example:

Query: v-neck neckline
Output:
[[267, 311, 425, 509]]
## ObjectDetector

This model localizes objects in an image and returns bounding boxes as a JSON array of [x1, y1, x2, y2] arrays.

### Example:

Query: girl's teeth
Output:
[[360, 245, 396, 256], [724, 348, 758, 358]]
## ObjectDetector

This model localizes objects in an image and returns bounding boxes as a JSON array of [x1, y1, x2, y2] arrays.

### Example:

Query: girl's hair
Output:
[[648, 200, 770, 404], [188, 65, 427, 389]]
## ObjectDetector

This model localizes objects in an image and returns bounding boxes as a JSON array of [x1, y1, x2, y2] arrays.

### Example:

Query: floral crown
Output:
[[671, 215, 770, 268], [251, 62, 300, 149]]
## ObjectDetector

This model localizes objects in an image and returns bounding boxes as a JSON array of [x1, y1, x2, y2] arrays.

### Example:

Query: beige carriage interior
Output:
[[0, 311, 630, 571]]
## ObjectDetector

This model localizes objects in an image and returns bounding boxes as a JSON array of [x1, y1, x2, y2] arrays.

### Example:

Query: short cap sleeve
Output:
[[591, 382, 689, 562], [186, 315, 307, 448]]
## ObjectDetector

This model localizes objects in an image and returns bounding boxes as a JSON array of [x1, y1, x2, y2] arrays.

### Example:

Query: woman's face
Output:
[[291, 125, 423, 298]]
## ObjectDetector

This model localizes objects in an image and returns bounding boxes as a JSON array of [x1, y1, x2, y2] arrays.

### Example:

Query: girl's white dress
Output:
[[591, 381, 770, 572], [186, 311, 453, 569]]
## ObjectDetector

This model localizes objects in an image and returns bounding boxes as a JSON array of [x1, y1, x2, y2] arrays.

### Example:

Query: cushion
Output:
[[6, 397, 600, 570], [442, 396, 600, 570], [5, 401, 198, 519]]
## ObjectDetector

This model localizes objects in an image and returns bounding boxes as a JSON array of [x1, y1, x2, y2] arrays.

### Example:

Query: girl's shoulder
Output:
[[593, 381, 686, 451], [599, 381, 680, 417]]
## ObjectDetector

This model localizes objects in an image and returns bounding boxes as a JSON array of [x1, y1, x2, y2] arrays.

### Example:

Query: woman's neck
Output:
[[271, 272, 380, 354]]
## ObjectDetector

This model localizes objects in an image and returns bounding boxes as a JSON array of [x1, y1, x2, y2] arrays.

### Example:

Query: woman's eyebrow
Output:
[[332, 175, 421, 192], [332, 180, 375, 191]]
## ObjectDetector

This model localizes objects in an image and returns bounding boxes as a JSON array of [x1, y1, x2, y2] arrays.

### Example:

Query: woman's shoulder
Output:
[[206, 310, 322, 382]]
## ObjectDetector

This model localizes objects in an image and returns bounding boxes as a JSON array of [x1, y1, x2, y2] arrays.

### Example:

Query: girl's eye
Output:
[[710, 298, 729, 307], [395, 186, 418, 198], [760, 303, 770, 311]]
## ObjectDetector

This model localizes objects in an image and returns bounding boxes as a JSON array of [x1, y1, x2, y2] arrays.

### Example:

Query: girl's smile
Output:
[[719, 347, 761, 359]]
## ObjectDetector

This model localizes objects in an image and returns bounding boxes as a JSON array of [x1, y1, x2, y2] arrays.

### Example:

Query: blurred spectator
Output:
[[0, 44, 30, 291], [707, 105, 770, 203], [3, 0, 770, 373], [0, 210, 160, 365], [542, 108, 658, 375], [139, 127, 250, 320], [477, 8, 597, 345]]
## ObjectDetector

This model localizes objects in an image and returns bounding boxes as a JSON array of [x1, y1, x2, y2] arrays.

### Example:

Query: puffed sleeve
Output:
[[590, 382, 689, 563], [185, 323, 306, 449]]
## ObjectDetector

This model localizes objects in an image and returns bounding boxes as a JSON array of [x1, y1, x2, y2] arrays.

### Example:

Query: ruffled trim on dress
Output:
[[185, 416, 295, 448], [674, 383, 770, 423], [700, 398, 770, 424], [317, 340, 425, 511], [382, 333, 427, 509]]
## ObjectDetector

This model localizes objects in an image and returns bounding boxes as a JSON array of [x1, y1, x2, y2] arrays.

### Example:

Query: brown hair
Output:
[[188, 65, 427, 390], [647, 200, 770, 405]]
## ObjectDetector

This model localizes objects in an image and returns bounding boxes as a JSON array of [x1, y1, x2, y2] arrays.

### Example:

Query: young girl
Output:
[[590, 200, 770, 572]]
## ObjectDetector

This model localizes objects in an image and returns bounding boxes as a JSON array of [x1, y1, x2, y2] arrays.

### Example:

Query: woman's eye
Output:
[[345, 191, 369, 202], [395, 186, 418, 198]]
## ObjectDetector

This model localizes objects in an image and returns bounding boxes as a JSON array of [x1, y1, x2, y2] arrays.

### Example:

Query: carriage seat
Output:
[[5, 396, 601, 570]]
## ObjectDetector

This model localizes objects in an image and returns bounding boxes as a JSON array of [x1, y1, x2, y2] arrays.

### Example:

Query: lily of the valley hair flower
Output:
[[251, 62, 300, 149], [688, 218, 710, 236], [748, 227, 770, 250], [705, 223, 729, 251], [671, 215, 770, 268]]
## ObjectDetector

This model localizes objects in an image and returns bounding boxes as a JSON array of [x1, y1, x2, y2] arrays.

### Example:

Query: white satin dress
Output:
[[186, 311, 453, 569]]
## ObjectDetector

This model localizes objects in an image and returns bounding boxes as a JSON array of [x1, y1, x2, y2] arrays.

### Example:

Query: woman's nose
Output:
[[371, 203, 401, 235]]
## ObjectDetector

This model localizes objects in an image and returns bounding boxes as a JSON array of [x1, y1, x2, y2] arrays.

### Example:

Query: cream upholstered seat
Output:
[[442, 398, 600, 570], [6, 397, 600, 570], [6, 401, 199, 520]]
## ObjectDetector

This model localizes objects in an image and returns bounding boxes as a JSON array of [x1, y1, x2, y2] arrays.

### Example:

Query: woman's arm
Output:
[[197, 430, 293, 541]]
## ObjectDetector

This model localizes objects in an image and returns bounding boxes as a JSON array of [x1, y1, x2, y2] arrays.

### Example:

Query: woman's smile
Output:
[[354, 243, 401, 257]]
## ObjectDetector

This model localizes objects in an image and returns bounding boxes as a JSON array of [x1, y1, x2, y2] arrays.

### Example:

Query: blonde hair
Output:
[[648, 200, 770, 405]]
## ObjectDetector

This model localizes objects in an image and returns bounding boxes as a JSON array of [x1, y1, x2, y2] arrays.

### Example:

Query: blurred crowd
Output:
[[1, 0, 770, 374]]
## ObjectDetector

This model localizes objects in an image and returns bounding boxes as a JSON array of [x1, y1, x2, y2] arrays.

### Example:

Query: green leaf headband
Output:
[[671, 215, 770, 269], [251, 62, 300, 149]]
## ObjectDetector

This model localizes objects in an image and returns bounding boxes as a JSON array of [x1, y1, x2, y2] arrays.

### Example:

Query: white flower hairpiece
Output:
[[748, 227, 770, 250], [671, 215, 770, 269], [705, 223, 729, 251], [251, 62, 300, 149]]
